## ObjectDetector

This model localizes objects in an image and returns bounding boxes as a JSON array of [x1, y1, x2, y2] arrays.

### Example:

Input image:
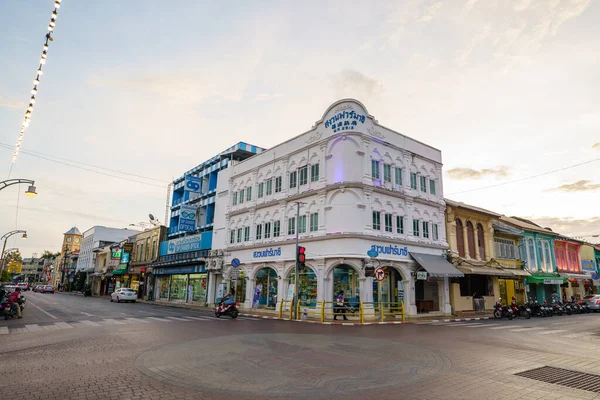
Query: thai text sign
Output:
[[369, 244, 409, 257], [324, 110, 366, 133], [253, 247, 282, 258], [166, 234, 203, 255]]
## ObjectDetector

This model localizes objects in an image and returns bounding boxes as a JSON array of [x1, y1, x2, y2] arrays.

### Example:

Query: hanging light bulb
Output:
[[27, 106, 33, 112], [30, 96, 36, 104], [37, 69, 43, 75], [31, 87, 37, 95], [54, 2, 60, 8], [40, 58, 46, 64], [33, 78, 39, 85]]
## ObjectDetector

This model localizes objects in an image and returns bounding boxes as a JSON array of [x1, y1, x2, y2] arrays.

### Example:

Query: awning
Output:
[[526, 273, 566, 285], [559, 273, 589, 280], [456, 265, 514, 277], [505, 269, 531, 277], [410, 252, 464, 278]]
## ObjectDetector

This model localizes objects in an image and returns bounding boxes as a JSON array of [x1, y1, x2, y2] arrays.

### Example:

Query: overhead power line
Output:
[[0, 144, 168, 189], [447, 157, 600, 196]]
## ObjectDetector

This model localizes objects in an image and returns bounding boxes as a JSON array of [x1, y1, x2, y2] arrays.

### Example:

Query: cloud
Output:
[[331, 69, 383, 99], [529, 216, 600, 238], [549, 180, 600, 192], [447, 166, 510, 180], [0, 96, 24, 109], [254, 93, 283, 101], [418, 1, 443, 22], [592, 143, 600, 150]]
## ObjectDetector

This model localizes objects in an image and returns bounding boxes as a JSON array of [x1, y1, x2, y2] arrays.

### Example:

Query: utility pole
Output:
[[293, 201, 306, 320]]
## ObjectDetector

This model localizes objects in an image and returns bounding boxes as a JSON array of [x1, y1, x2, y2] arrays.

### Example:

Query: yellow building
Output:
[[53, 227, 82, 287], [445, 200, 507, 314], [580, 243, 597, 296], [492, 221, 527, 305]]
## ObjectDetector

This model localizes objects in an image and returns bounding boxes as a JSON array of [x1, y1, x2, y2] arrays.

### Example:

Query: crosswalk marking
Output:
[[146, 316, 169, 322], [167, 317, 190, 321], [537, 329, 567, 335], [448, 323, 485, 327], [183, 316, 214, 321], [488, 325, 519, 330], [101, 319, 126, 325], [509, 327, 545, 332], [24, 324, 42, 332], [55, 322, 72, 329], [78, 320, 101, 327], [562, 333, 591, 339], [43, 324, 60, 331], [125, 317, 150, 324], [0, 327, 8, 335], [465, 324, 499, 328]]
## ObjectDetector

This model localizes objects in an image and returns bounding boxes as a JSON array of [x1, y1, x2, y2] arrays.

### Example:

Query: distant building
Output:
[[22, 257, 44, 281], [54, 227, 82, 286], [76, 226, 139, 273]]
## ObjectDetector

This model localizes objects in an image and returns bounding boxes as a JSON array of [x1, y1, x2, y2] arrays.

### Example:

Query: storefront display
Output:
[[333, 265, 360, 302], [157, 276, 170, 300], [189, 273, 208, 303], [289, 268, 317, 306], [255, 268, 278, 308], [170, 274, 187, 301]]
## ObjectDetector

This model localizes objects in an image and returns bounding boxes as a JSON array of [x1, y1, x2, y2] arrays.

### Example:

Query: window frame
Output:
[[310, 164, 320, 182], [273, 220, 281, 237], [299, 167, 308, 186], [410, 172, 417, 190], [256, 224, 263, 240], [288, 217, 296, 235], [395, 167, 402, 185], [309, 212, 318, 232], [383, 164, 392, 182], [275, 176, 282, 193], [413, 219, 420, 237], [384, 213, 392, 232], [298, 215, 307, 233], [266, 179, 273, 195], [419, 176, 427, 192], [371, 160, 380, 179], [258, 183, 264, 198], [289, 171, 297, 188], [372, 211, 381, 230], [396, 216, 404, 234]]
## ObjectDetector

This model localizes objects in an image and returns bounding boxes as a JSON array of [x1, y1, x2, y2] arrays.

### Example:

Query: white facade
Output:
[[76, 226, 139, 273], [212, 99, 453, 316]]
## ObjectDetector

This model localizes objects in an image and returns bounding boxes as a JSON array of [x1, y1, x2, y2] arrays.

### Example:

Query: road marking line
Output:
[[488, 325, 519, 330], [25, 324, 42, 332], [79, 320, 101, 327], [80, 312, 94, 317], [183, 316, 213, 321], [551, 321, 574, 326], [101, 319, 126, 325], [54, 322, 72, 329], [0, 327, 8, 335], [562, 333, 592, 339], [537, 329, 568, 335], [449, 323, 485, 327], [28, 300, 58, 320], [43, 324, 60, 331], [125, 317, 150, 324], [146, 317, 169, 322], [465, 324, 499, 328], [167, 316, 191, 321], [509, 327, 545, 332]]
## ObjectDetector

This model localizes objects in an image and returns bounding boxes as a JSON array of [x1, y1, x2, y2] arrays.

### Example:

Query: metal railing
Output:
[[361, 301, 405, 323], [278, 299, 405, 323], [279, 299, 294, 320]]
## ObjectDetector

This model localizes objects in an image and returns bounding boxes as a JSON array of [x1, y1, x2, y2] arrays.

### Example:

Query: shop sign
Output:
[[417, 271, 428, 280], [230, 268, 240, 281], [111, 250, 122, 259], [324, 110, 366, 133], [166, 234, 203, 255], [184, 175, 202, 193], [252, 247, 282, 258], [123, 243, 134, 253], [368, 244, 408, 257], [120, 252, 131, 264], [543, 279, 563, 285], [178, 205, 197, 232], [582, 260, 596, 273], [153, 265, 206, 275]]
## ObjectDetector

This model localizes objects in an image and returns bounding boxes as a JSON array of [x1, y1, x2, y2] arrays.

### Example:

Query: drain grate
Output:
[[515, 366, 600, 393]]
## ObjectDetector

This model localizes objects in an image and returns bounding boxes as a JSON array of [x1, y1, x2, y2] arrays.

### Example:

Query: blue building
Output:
[[150, 142, 265, 303]]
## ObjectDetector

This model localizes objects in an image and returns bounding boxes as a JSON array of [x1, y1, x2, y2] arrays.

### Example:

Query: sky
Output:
[[1, 0, 599, 256]]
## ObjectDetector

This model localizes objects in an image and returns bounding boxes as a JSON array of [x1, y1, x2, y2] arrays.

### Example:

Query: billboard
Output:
[[184, 175, 202, 193], [178, 205, 197, 232]]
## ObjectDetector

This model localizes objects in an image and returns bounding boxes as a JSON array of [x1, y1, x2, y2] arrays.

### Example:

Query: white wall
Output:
[[76, 226, 139, 272]]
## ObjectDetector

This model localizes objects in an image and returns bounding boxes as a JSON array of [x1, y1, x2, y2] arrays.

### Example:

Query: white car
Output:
[[110, 288, 137, 303]]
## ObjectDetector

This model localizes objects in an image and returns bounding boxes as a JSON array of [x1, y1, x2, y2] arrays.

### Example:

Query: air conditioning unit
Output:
[[209, 250, 217, 257], [217, 250, 224, 257]]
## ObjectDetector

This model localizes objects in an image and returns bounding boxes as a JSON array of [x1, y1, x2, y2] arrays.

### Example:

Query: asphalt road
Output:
[[3, 292, 600, 400]]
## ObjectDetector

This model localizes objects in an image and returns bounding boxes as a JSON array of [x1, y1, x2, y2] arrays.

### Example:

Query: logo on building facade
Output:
[[179, 205, 198, 232], [184, 175, 202, 193], [369, 244, 409, 257], [253, 247, 282, 258], [324, 110, 366, 133]]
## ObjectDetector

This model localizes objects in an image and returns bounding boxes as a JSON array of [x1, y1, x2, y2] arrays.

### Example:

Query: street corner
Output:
[[135, 333, 452, 398]]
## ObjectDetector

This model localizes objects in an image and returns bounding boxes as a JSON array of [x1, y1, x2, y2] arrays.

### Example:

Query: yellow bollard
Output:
[[401, 301, 405, 322], [289, 298, 294, 320], [321, 300, 325, 322], [380, 301, 384, 322], [359, 302, 364, 324], [279, 299, 283, 319], [296, 299, 301, 321]]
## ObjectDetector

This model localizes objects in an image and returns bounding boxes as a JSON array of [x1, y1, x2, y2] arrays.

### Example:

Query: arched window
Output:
[[477, 223, 486, 260], [466, 221, 476, 259], [527, 238, 537, 270], [543, 241, 552, 272], [537, 241, 545, 271], [456, 218, 465, 257]]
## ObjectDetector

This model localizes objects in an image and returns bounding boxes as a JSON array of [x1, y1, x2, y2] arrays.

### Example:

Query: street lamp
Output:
[[0, 179, 37, 196], [0, 230, 28, 276]]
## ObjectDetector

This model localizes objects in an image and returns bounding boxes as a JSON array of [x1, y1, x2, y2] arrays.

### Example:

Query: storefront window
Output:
[[189, 273, 207, 303], [289, 268, 317, 306], [234, 270, 247, 304], [333, 265, 360, 302], [170, 274, 188, 300], [254, 268, 278, 308], [157, 276, 170, 299]]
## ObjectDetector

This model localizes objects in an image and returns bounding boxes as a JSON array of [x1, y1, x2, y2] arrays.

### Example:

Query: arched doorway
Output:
[[371, 266, 404, 305], [333, 264, 360, 304], [254, 267, 278, 309], [288, 266, 317, 306]]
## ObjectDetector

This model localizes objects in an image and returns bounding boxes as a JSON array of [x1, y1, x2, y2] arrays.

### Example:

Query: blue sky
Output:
[[1, 0, 599, 255]]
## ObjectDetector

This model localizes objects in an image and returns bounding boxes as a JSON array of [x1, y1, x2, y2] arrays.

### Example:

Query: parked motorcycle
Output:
[[510, 299, 531, 319], [580, 301, 591, 313], [494, 300, 513, 320], [552, 301, 563, 316], [215, 301, 239, 319], [542, 300, 554, 317]]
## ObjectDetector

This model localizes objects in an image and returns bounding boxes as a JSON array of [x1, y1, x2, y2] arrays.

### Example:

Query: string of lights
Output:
[[8, 0, 62, 177]]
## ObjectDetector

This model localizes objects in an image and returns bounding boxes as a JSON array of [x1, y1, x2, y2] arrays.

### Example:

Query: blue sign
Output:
[[369, 244, 409, 257], [120, 252, 130, 264], [367, 249, 379, 258], [253, 247, 282, 258], [184, 175, 202, 193], [324, 110, 366, 133], [231, 258, 240, 268], [178, 205, 197, 232], [165, 233, 204, 255], [582, 260, 596, 273], [593, 273, 599, 280]]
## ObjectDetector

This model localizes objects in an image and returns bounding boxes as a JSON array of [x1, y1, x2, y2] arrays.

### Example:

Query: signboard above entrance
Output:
[[368, 244, 408, 257], [417, 271, 428, 280]]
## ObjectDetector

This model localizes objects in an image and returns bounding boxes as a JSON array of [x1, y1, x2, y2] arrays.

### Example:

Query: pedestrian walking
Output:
[[334, 290, 348, 321]]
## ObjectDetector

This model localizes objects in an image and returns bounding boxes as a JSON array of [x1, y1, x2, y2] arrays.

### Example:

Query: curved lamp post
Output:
[[0, 179, 37, 196], [0, 230, 27, 276]]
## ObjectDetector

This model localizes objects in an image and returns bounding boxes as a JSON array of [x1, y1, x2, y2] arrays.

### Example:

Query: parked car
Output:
[[110, 288, 137, 303], [2, 285, 17, 294], [17, 283, 29, 291], [583, 294, 600, 311], [39, 285, 55, 293]]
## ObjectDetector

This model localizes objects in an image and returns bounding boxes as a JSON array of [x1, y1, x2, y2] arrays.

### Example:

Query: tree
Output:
[[1, 270, 9, 282], [6, 250, 22, 263], [41, 250, 60, 260]]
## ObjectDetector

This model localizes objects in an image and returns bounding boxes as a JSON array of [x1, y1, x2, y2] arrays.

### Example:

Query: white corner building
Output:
[[76, 226, 139, 273], [212, 99, 462, 317]]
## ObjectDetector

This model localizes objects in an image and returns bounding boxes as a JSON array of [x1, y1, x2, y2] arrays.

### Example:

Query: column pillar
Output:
[[463, 225, 469, 259], [245, 278, 256, 310], [442, 277, 451, 314]]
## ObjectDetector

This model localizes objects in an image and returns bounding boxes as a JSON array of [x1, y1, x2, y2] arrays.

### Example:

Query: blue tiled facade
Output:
[[167, 142, 265, 244]]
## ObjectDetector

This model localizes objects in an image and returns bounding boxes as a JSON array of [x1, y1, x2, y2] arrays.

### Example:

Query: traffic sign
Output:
[[231, 258, 240, 268], [230, 268, 240, 280], [374, 267, 385, 281], [593, 273, 599, 280]]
